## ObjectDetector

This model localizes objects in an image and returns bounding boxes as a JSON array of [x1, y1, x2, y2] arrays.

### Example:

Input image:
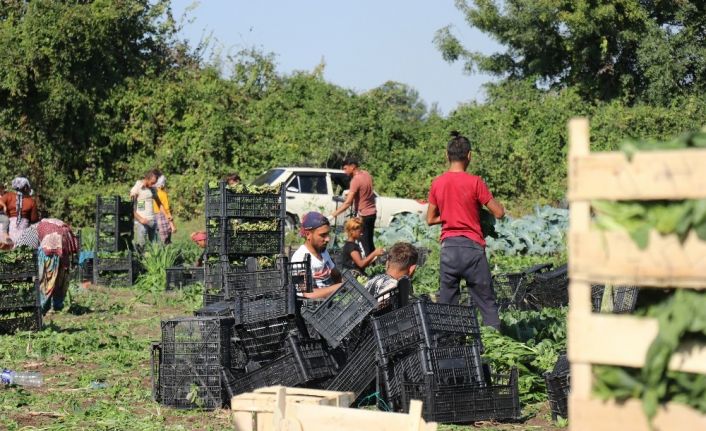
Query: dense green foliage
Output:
[[436, 1, 706, 104], [483, 308, 567, 405]]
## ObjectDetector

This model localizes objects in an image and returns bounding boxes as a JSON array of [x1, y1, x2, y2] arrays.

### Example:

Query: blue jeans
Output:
[[135, 220, 157, 246]]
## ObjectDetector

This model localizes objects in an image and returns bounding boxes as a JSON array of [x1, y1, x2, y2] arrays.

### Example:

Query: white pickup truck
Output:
[[251, 167, 428, 230]]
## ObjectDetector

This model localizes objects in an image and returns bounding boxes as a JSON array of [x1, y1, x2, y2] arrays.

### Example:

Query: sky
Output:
[[169, 0, 502, 115]]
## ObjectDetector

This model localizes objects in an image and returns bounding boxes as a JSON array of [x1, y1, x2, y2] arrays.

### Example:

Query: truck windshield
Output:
[[252, 169, 284, 186]]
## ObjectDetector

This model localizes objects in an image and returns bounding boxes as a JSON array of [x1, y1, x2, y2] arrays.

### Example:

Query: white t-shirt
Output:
[[291, 244, 335, 289], [130, 181, 156, 221]]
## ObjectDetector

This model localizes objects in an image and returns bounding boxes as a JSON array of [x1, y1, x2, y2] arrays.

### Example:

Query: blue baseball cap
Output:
[[299, 212, 330, 237]]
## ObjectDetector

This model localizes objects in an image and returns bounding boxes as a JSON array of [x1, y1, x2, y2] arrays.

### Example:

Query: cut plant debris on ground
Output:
[[0, 285, 568, 431]]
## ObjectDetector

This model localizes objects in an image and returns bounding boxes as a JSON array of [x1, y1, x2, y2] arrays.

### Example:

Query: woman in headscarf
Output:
[[1, 218, 79, 314], [3, 177, 39, 244], [35, 218, 79, 314], [153, 174, 177, 244]]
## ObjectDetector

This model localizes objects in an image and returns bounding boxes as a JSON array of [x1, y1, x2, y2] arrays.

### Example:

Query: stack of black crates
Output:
[[0, 249, 42, 334], [152, 181, 335, 409], [324, 298, 521, 423], [151, 181, 521, 423], [93, 196, 135, 287]]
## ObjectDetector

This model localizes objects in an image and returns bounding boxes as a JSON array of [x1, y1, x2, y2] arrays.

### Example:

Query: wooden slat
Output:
[[254, 386, 354, 407], [282, 402, 437, 431], [569, 397, 706, 431], [231, 393, 332, 412], [568, 149, 706, 201], [570, 229, 706, 288], [569, 314, 706, 374]]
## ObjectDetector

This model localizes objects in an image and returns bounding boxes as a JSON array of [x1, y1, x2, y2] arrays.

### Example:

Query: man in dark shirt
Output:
[[426, 131, 505, 329]]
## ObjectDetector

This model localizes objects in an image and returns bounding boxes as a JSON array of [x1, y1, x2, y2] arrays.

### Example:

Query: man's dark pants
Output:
[[360, 214, 376, 256], [438, 236, 500, 329]]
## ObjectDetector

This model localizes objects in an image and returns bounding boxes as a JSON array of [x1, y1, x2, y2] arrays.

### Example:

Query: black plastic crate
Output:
[[151, 342, 161, 402], [372, 301, 482, 363], [286, 333, 338, 383], [0, 249, 37, 282], [224, 259, 287, 298], [0, 280, 39, 311], [235, 317, 295, 362], [326, 329, 377, 401], [0, 307, 42, 334], [492, 271, 525, 304], [166, 266, 205, 291], [93, 270, 134, 288], [382, 344, 485, 410], [95, 196, 133, 253], [401, 368, 521, 423], [95, 235, 132, 253], [229, 352, 302, 395], [160, 317, 233, 367], [591, 284, 639, 313], [493, 263, 553, 310], [222, 228, 284, 257], [206, 217, 284, 256], [300, 271, 376, 348], [194, 301, 235, 318], [230, 337, 248, 371], [520, 264, 568, 310], [96, 195, 133, 216], [288, 255, 313, 294], [228, 333, 336, 396], [205, 181, 285, 219], [94, 252, 133, 271], [233, 288, 296, 326], [159, 362, 224, 410], [96, 213, 133, 235], [203, 260, 224, 284], [93, 252, 135, 287], [545, 354, 570, 421], [203, 291, 225, 307]]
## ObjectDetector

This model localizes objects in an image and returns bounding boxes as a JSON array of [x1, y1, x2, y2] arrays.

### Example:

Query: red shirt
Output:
[[349, 170, 376, 217], [428, 171, 493, 246]]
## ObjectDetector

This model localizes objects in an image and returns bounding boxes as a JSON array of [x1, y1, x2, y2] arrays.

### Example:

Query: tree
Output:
[[0, 0, 181, 219], [435, 0, 706, 104]]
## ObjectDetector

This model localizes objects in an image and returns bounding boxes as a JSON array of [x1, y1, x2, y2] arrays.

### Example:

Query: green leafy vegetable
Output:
[[594, 290, 706, 424], [593, 199, 706, 249]]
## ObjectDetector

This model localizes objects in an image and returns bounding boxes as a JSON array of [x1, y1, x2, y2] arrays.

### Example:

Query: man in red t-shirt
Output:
[[427, 132, 505, 329], [330, 157, 377, 255]]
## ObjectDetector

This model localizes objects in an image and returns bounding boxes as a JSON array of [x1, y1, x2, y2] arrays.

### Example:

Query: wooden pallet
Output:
[[567, 117, 706, 431], [231, 386, 437, 431]]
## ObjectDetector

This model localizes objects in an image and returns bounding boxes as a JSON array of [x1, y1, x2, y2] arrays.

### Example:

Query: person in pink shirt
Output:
[[330, 157, 377, 256], [426, 131, 506, 329]]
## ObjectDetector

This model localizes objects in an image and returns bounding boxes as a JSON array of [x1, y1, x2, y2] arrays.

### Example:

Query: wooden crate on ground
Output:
[[253, 386, 354, 407], [567, 117, 706, 431], [231, 386, 436, 431]]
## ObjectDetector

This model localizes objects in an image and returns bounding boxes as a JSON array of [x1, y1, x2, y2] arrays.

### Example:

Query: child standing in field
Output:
[[426, 131, 505, 329]]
